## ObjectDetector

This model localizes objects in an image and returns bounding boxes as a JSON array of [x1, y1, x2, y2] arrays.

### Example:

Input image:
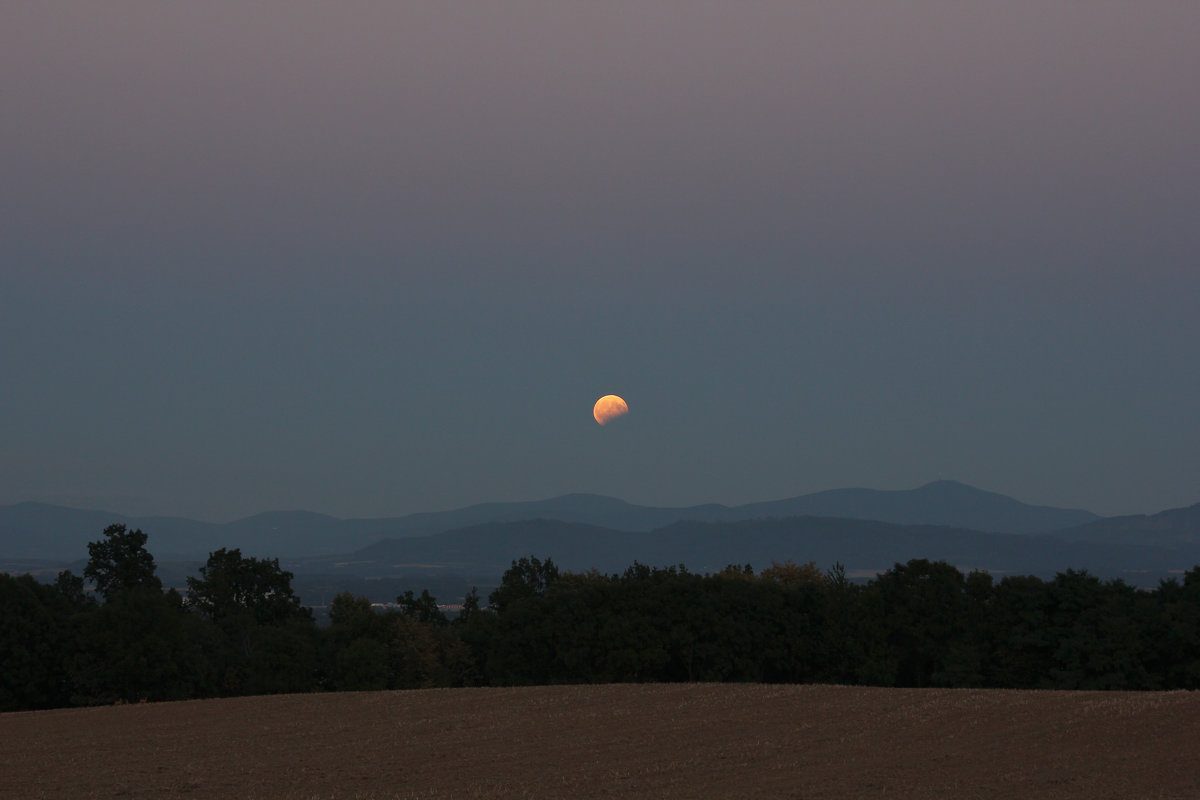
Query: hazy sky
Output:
[[3, 3, 1198, 521]]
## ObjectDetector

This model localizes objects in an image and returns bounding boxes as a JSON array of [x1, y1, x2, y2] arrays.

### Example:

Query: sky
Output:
[[3, 3, 1198, 522]]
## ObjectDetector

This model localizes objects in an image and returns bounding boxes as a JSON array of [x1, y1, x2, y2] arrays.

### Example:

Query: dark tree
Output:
[[1045, 571, 1153, 689], [986, 575, 1053, 688], [456, 587, 483, 625], [0, 574, 78, 710], [68, 586, 213, 705], [863, 559, 982, 687], [328, 592, 382, 634], [186, 548, 306, 627], [454, 587, 496, 686], [186, 548, 315, 696], [1149, 567, 1200, 688], [819, 561, 865, 683], [397, 589, 448, 627], [489, 556, 560, 613], [322, 590, 475, 691], [84, 524, 162, 601], [53, 570, 94, 612], [321, 593, 389, 691]]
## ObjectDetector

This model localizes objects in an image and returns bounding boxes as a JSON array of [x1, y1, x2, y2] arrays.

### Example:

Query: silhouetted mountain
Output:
[[336, 481, 1098, 537], [8, 491, 1200, 607], [1051, 503, 1200, 549], [0, 483, 1141, 567], [0, 495, 723, 561], [732, 480, 1099, 534], [0, 503, 143, 560], [309, 516, 1196, 587]]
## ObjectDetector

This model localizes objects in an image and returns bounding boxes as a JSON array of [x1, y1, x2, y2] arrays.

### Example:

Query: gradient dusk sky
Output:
[[3, 3, 1198, 521]]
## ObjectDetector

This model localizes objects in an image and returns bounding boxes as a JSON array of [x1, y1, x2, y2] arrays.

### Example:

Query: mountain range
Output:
[[3, 481, 1198, 597], [0, 480, 1099, 561]]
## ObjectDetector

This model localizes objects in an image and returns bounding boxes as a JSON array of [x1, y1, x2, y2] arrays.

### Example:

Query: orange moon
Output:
[[593, 394, 629, 425]]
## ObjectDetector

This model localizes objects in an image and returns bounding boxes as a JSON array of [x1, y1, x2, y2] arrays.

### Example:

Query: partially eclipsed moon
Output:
[[593, 394, 629, 425]]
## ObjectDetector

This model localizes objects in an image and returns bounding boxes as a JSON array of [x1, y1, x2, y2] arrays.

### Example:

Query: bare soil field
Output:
[[2, 684, 1198, 799]]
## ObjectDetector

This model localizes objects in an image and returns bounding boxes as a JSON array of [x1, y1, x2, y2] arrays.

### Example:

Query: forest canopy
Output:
[[2, 526, 1200, 712]]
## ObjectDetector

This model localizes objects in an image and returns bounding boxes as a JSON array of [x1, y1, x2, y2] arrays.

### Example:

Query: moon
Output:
[[593, 394, 629, 425]]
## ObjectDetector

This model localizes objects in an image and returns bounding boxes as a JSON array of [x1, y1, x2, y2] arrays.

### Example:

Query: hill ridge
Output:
[[0, 482, 1178, 566]]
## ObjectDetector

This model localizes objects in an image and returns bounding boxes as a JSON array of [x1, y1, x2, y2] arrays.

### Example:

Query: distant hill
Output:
[[0, 482, 1138, 569], [1051, 503, 1200, 549], [7, 487, 1198, 605], [330, 481, 1099, 537], [302, 515, 1196, 587], [731, 480, 1099, 534], [0, 503, 150, 560]]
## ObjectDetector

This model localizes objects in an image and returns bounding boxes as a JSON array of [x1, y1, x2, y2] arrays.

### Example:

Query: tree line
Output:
[[3, 525, 1199, 711]]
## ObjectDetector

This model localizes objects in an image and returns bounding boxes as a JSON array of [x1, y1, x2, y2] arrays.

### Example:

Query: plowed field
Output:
[[2, 684, 1198, 799]]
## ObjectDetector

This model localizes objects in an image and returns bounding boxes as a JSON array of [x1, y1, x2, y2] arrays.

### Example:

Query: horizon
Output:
[[4, 4, 1198, 523], [2, 478, 1180, 526]]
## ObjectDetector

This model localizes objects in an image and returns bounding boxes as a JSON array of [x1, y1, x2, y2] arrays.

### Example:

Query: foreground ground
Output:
[[2, 683, 1198, 799]]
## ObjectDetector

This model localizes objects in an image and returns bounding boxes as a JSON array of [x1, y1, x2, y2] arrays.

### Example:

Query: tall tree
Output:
[[84, 524, 161, 601], [186, 548, 315, 696], [397, 589, 448, 627], [186, 548, 306, 627], [489, 556, 560, 613]]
